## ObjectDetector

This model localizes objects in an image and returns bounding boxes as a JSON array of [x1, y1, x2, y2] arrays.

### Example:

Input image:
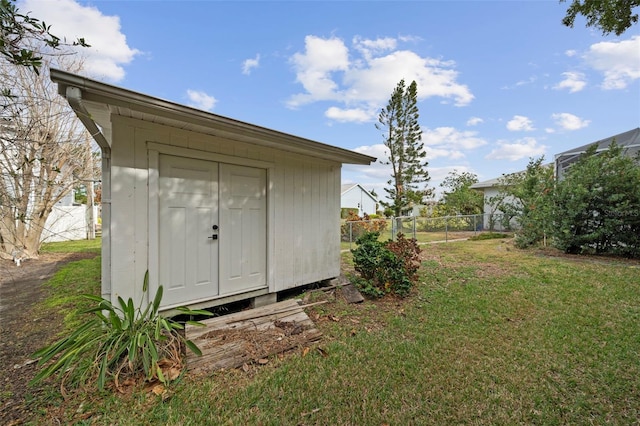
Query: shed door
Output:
[[159, 155, 219, 306], [219, 164, 267, 295], [159, 156, 267, 307]]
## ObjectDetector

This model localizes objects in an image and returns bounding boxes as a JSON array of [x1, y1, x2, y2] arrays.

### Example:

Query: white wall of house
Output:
[[479, 187, 519, 231], [341, 185, 377, 216], [109, 115, 342, 309], [40, 205, 98, 243]]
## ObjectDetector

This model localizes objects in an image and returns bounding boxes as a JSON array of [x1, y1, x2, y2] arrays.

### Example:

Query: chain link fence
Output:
[[340, 213, 517, 249]]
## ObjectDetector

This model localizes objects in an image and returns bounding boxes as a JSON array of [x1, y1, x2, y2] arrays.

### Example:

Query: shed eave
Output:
[[50, 68, 375, 165]]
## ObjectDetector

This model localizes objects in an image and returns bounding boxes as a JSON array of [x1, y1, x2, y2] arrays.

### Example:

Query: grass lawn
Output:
[[340, 230, 485, 251], [30, 238, 640, 425]]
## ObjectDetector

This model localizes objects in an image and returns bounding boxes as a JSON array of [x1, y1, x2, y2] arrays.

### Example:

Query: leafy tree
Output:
[[552, 142, 640, 257], [376, 79, 430, 217], [495, 157, 555, 248], [439, 171, 483, 216], [0, 0, 88, 73], [560, 0, 640, 35]]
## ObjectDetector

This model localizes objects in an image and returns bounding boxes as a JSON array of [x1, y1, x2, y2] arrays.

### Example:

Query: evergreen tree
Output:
[[376, 79, 430, 217], [552, 142, 640, 257]]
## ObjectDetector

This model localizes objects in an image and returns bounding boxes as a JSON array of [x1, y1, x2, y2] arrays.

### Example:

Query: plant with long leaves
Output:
[[30, 272, 211, 391]]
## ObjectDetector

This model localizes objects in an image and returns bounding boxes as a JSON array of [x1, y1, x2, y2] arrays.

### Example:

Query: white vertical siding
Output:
[[108, 116, 343, 307], [271, 155, 340, 291]]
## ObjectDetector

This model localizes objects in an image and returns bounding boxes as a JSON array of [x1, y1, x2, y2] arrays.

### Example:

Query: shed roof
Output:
[[50, 69, 375, 165]]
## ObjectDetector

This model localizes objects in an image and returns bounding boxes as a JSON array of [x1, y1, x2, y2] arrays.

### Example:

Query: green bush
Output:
[[350, 232, 421, 298], [341, 211, 388, 242], [552, 142, 640, 257], [468, 232, 511, 241], [31, 273, 211, 391], [341, 208, 359, 219]]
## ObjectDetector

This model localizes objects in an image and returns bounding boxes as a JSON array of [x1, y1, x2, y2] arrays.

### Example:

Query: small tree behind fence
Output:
[[340, 211, 388, 243]]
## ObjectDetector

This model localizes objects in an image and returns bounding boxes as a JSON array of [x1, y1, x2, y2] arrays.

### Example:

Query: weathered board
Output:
[[340, 283, 364, 304], [185, 299, 322, 374]]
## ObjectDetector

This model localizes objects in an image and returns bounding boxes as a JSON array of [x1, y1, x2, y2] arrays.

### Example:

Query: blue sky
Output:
[[21, 0, 640, 198]]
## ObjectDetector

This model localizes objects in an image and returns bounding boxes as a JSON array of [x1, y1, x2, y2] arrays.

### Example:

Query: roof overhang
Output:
[[50, 68, 375, 165]]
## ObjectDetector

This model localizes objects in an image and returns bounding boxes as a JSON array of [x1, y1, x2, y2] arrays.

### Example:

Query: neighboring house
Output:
[[51, 69, 375, 313], [40, 190, 98, 243], [409, 200, 438, 217], [555, 127, 640, 180], [472, 128, 640, 231], [340, 183, 378, 216], [469, 176, 519, 231]]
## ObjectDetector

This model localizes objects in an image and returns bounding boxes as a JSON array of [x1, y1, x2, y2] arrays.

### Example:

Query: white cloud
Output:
[[551, 112, 590, 130], [242, 54, 260, 75], [346, 144, 392, 181], [553, 71, 587, 93], [486, 137, 546, 161], [466, 117, 484, 126], [426, 147, 465, 160], [288, 36, 350, 107], [422, 127, 487, 151], [324, 107, 373, 123], [565, 49, 578, 57], [20, 0, 140, 82], [583, 35, 640, 90], [352, 36, 397, 60], [287, 35, 474, 115], [186, 90, 217, 111], [506, 115, 535, 132]]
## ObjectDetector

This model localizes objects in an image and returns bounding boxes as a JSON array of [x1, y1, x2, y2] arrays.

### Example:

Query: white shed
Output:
[[51, 69, 375, 312]]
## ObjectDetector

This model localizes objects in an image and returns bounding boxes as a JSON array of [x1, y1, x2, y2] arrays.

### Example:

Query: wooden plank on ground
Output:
[[185, 299, 322, 374]]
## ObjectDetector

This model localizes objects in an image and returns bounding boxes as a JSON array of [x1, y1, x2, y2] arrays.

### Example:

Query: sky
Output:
[[19, 0, 640, 199]]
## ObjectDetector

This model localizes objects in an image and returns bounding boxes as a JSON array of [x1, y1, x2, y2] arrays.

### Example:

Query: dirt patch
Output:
[[0, 252, 97, 425]]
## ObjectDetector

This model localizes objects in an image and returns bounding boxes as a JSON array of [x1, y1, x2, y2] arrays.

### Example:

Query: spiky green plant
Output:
[[31, 272, 211, 390]]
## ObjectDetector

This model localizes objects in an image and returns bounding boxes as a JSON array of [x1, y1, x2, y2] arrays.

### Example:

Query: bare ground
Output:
[[0, 252, 97, 425]]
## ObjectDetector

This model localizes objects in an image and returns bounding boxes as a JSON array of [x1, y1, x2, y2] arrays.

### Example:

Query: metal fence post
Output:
[[445, 216, 448, 242], [473, 214, 477, 236], [412, 216, 416, 239], [349, 221, 353, 250]]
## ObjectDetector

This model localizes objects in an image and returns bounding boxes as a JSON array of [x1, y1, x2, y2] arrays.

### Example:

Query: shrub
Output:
[[31, 273, 211, 391], [341, 211, 388, 242], [468, 232, 511, 241], [552, 142, 640, 257], [341, 207, 359, 219], [350, 232, 421, 298]]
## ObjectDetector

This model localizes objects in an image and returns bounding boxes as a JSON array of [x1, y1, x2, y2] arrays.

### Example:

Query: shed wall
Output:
[[108, 115, 341, 307]]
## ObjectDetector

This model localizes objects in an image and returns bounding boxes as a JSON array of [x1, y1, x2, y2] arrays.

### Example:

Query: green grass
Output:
[[29, 240, 102, 335], [341, 230, 481, 250], [41, 257, 101, 331], [40, 238, 101, 254], [28, 239, 640, 425]]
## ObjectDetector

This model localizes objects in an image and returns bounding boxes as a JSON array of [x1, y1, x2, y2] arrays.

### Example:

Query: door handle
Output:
[[208, 234, 218, 240]]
